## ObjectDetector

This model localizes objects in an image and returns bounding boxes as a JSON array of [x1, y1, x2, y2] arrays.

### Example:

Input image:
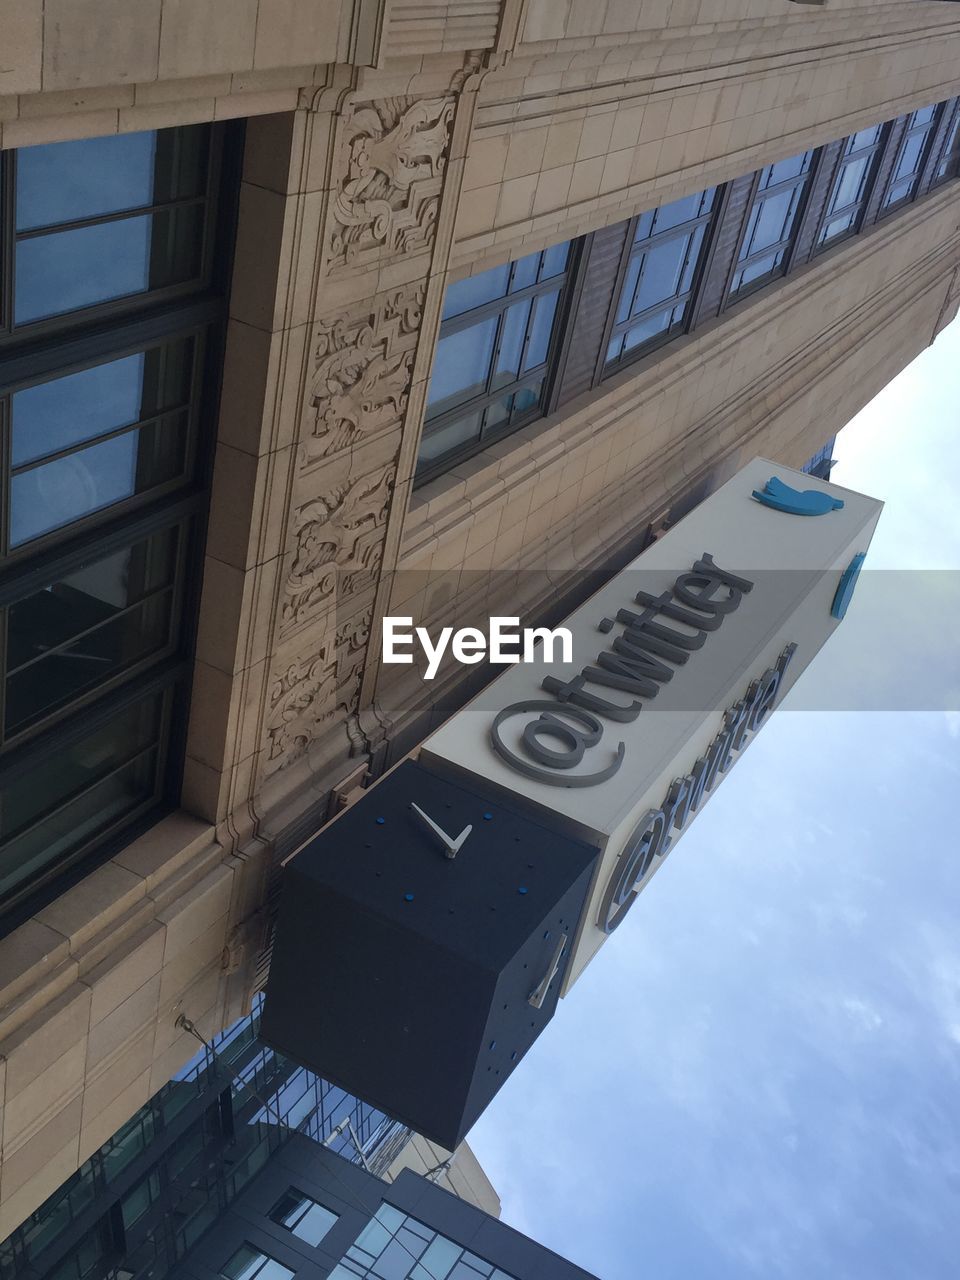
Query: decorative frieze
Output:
[[328, 95, 454, 272], [282, 463, 395, 637], [265, 606, 373, 773], [305, 284, 425, 461]]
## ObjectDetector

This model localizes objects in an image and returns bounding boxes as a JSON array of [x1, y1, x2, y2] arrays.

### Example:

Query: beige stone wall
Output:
[[385, 1136, 502, 1217], [2, 0, 960, 1236]]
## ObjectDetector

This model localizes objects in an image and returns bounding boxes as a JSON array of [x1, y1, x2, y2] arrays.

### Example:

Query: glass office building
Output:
[[0, 999, 409, 1280]]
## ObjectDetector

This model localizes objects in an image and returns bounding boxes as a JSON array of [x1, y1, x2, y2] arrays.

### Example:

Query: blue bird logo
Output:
[[751, 475, 844, 517]]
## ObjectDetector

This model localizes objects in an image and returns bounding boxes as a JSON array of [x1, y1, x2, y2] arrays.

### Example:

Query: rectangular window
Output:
[[817, 125, 885, 248], [417, 243, 572, 482], [269, 1188, 338, 1247], [0, 122, 234, 930], [933, 110, 960, 185], [4, 334, 201, 553], [329, 1204, 519, 1280], [10, 128, 213, 329], [881, 105, 941, 211], [605, 187, 717, 370], [730, 151, 815, 297], [220, 1244, 295, 1280]]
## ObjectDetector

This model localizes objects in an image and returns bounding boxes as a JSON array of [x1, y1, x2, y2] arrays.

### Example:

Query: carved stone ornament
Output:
[[328, 95, 454, 270], [282, 465, 395, 636], [306, 284, 425, 460], [266, 609, 373, 772]]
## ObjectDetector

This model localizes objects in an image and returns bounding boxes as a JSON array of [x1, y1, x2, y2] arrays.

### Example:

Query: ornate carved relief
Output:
[[282, 464, 395, 637], [265, 608, 373, 773], [328, 96, 454, 271], [306, 284, 425, 461]]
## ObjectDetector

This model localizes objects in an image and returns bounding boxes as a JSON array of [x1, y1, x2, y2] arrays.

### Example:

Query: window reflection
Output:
[[730, 150, 814, 296], [7, 337, 195, 547], [418, 242, 572, 481], [5, 527, 179, 738], [13, 126, 210, 326], [882, 107, 941, 211], [606, 187, 716, 368]]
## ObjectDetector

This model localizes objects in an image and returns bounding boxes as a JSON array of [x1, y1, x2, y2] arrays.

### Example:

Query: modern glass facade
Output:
[[0, 998, 408, 1280], [329, 1204, 516, 1280], [0, 123, 236, 929]]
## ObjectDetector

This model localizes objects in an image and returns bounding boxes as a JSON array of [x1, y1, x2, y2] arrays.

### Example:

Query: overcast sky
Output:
[[469, 319, 960, 1279]]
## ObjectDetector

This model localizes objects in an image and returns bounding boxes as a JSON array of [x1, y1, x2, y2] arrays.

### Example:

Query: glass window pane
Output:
[[522, 288, 559, 369], [652, 191, 705, 232], [5, 527, 178, 736], [15, 205, 204, 324], [417, 412, 482, 470], [371, 1236, 413, 1278], [634, 237, 688, 311], [0, 693, 164, 903], [509, 252, 540, 292], [539, 241, 570, 279], [12, 338, 193, 467], [420, 1236, 462, 1278], [10, 411, 188, 546], [623, 309, 671, 351], [912, 105, 936, 127], [893, 134, 924, 182], [764, 152, 810, 187], [16, 133, 159, 231], [12, 355, 145, 467], [615, 254, 643, 325], [442, 264, 510, 319], [749, 187, 796, 253], [511, 380, 542, 418], [483, 393, 512, 432], [847, 125, 882, 153], [494, 299, 531, 382], [297, 1201, 339, 1246], [221, 1245, 294, 1280], [821, 211, 856, 244], [427, 317, 497, 415], [832, 154, 870, 211]]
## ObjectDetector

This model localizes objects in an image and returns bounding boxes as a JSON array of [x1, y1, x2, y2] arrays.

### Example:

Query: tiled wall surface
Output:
[[2, 0, 960, 1237]]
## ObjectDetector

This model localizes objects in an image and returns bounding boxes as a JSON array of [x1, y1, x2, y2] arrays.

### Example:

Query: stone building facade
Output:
[[2, 0, 960, 1238]]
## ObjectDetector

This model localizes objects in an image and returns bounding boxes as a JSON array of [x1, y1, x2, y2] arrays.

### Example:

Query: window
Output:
[[933, 109, 960, 184], [417, 243, 572, 481], [9, 128, 214, 330], [270, 1189, 338, 1247], [220, 1244, 295, 1280], [605, 187, 717, 370], [0, 123, 233, 927], [328, 1203, 518, 1280], [730, 151, 815, 296], [817, 125, 886, 248], [881, 105, 941, 211]]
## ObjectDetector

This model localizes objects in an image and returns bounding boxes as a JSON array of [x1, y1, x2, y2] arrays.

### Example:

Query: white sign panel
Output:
[[420, 457, 882, 992]]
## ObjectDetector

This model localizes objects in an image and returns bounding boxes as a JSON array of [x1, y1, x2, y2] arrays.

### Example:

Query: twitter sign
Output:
[[422, 456, 882, 993]]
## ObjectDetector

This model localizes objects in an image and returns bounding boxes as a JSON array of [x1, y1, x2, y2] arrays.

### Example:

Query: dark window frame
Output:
[[878, 104, 943, 215], [0, 127, 224, 342], [725, 148, 819, 302], [0, 121, 242, 936], [220, 1242, 295, 1280], [415, 241, 581, 486], [930, 100, 960, 186], [600, 186, 720, 378], [813, 123, 889, 252]]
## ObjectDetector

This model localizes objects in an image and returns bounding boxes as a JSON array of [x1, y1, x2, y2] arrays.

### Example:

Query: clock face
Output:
[[262, 759, 600, 1149]]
